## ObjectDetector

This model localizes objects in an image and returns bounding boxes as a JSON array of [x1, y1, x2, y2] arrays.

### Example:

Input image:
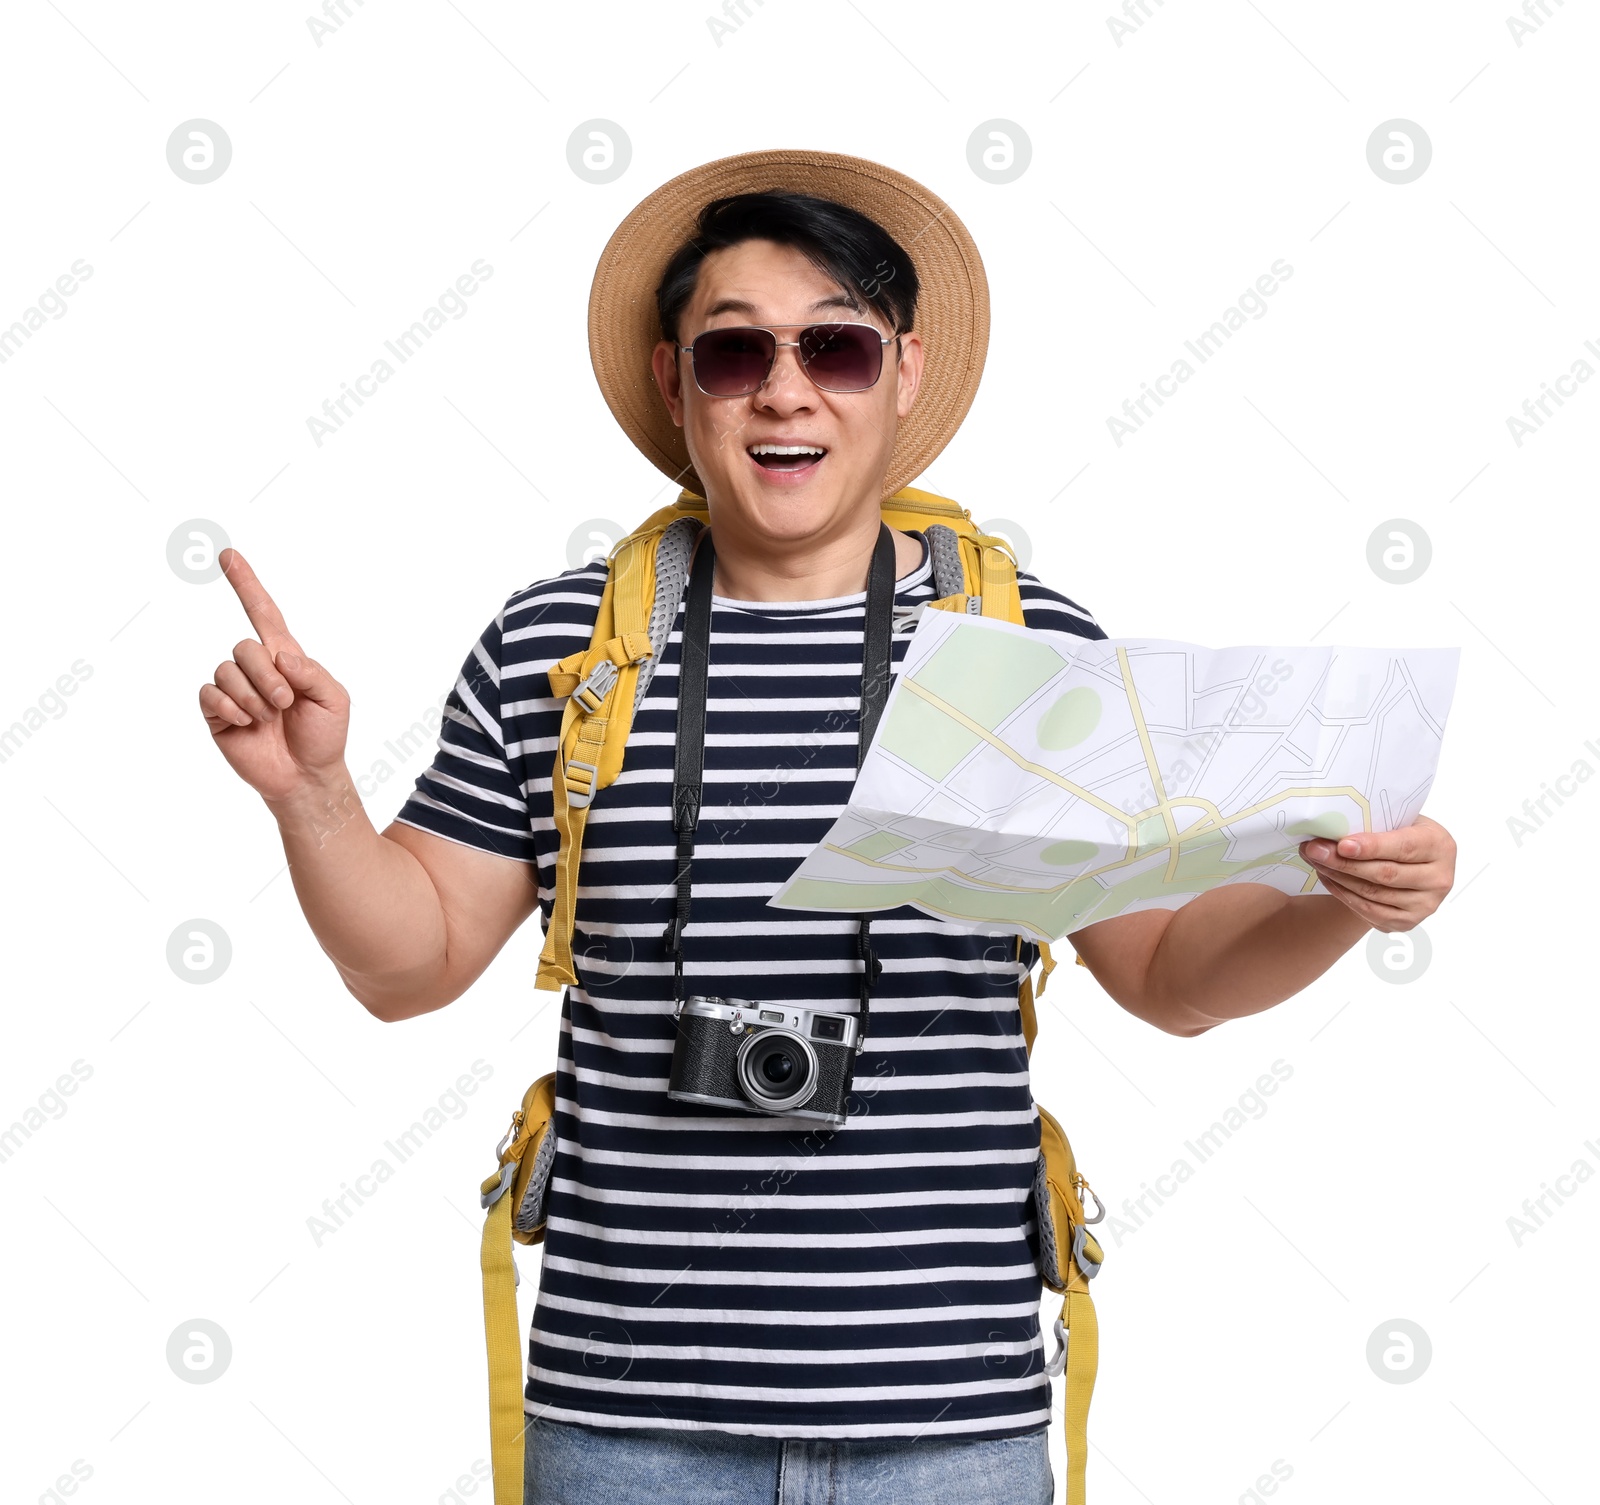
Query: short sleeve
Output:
[[392, 606, 538, 864], [1017, 569, 1107, 641]]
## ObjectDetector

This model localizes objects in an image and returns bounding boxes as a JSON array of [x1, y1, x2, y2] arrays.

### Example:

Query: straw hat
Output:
[[587, 148, 990, 501]]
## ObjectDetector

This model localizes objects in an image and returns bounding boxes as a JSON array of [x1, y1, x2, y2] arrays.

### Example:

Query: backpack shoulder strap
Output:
[[534, 504, 701, 990], [1036, 1098, 1104, 1505], [924, 522, 968, 600], [882, 486, 1025, 624], [536, 485, 1026, 990], [1016, 939, 1058, 1053]]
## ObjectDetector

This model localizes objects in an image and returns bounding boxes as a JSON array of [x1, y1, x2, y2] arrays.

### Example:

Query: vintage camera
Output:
[[667, 996, 860, 1125]]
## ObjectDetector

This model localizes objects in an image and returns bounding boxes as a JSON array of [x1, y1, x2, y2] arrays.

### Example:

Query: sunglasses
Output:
[[676, 322, 898, 398]]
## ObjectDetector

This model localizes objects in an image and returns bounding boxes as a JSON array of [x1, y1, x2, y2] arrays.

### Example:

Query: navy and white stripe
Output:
[[396, 534, 1105, 1440]]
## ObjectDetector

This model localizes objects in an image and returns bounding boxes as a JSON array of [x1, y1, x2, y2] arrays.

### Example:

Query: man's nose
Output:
[[754, 343, 818, 409]]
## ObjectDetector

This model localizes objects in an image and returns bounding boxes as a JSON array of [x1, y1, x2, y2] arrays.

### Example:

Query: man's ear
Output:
[[893, 331, 924, 421], [651, 340, 686, 427]]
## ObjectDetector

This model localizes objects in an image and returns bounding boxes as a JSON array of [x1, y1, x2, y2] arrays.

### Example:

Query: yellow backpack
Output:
[[478, 485, 1106, 1505]]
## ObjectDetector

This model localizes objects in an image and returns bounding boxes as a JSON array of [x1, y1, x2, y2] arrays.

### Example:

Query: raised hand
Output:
[[198, 548, 352, 804]]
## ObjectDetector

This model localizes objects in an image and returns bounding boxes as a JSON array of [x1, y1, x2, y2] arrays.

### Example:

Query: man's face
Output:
[[650, 238, 923, 548]]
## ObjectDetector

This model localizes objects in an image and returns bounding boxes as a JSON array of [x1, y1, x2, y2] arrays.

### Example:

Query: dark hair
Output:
[[655, 189, 920, 346]]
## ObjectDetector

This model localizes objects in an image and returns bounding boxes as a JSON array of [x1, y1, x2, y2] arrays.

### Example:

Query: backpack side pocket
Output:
[[1033, 1100, 1104, 1292]]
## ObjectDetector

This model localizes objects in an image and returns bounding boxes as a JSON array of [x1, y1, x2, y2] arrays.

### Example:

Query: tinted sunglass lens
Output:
[[692, 327, 775, 395], [799, 324, 883, 391]]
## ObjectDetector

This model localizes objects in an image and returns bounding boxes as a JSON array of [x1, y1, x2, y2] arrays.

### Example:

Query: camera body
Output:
[[667, 996, 860, 1125]]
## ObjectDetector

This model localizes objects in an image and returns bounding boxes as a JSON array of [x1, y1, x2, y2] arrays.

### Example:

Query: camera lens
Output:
[[736, 1028, 817, 1114], [762, 1052, 794, 1085]]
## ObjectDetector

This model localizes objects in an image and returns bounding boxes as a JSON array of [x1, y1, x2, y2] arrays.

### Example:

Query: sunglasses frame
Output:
[[675, 321, 900, 398]]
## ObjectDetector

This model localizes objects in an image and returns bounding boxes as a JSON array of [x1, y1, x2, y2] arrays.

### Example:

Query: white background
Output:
[[1, 2, 1595, 1503]]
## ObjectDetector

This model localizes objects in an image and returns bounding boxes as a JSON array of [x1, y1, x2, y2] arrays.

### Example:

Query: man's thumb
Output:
[[275, 649, 339, 705]]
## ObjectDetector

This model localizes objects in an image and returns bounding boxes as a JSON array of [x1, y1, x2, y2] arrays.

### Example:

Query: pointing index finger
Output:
[[220, 548, 303, 655]]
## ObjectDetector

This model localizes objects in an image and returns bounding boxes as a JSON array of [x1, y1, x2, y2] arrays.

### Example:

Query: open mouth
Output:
[[747, 442, 827, 476]]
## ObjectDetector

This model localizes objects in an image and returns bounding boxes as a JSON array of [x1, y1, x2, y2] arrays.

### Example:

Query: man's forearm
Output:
[[1128, 886, 1371, 1035], [264, 766, 450, 1019]]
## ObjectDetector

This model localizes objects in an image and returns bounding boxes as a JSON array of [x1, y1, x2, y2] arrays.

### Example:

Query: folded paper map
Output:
[[771, 612, 1459, 940]]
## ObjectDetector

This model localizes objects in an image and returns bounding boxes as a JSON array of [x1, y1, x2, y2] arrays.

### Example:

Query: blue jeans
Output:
[[523, 1413, 1054, 1505]]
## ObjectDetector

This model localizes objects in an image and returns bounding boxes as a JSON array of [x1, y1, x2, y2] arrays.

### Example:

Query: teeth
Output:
[[749, 444, 825, 456]]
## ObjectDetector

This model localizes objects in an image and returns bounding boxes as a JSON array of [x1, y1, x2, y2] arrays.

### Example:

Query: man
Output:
[[199, 151, 1455, 1505]]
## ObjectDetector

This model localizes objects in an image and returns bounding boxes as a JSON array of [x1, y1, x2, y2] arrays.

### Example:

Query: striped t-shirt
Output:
[[395, 531, 1105, 1441]]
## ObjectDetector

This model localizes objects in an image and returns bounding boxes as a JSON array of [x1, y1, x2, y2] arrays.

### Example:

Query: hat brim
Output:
[[587, 148, 989, 501]]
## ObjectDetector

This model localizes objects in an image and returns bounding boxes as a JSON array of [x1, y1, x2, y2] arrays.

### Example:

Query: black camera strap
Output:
[[664, 523, 897, 1055]]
